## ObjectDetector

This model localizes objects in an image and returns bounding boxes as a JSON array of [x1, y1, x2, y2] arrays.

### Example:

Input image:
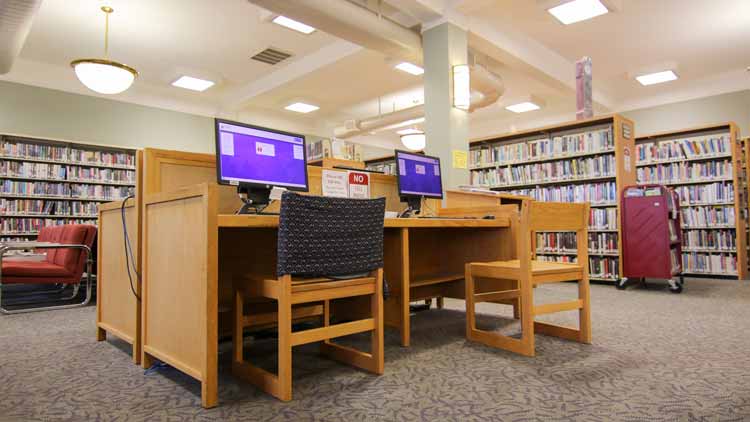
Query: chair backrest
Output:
[[277, 192, 386, 277], [44, 224, 97, 276], [527, 201, 589, 232], [518, 200, 590, 265], [39, 225, 64, 264]]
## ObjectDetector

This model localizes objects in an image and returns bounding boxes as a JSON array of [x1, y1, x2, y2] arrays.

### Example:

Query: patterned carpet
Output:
[[2, 278, 750, 421]]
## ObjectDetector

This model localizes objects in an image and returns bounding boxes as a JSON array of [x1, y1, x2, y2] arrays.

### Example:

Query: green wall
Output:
[[622, 90, 750, 137], [0, 80, 216, 152]]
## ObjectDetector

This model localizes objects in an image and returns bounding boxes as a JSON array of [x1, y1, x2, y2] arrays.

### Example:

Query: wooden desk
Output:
[[142, 183, 513, 408]]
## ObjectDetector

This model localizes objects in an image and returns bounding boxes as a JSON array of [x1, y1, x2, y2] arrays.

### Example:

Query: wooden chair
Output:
[[465, 200, 592, 356], [232, 192, 386, 401]]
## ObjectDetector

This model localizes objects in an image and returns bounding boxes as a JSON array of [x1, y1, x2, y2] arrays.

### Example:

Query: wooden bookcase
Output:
[[364, 155, 397, 175], [0, 134, 136, 241], [468, 114, 636, 283], [635, 123, 747, 279]]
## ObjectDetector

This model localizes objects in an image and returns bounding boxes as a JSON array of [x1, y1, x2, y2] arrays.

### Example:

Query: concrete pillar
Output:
[[423, 22, 470, 191]]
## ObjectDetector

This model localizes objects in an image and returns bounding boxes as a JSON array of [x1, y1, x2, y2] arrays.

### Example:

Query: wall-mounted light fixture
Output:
[[452, 64, 470, 110]]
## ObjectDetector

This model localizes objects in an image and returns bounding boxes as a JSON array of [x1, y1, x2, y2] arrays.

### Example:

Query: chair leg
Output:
[[578, 276, 592, 344], [518, 276, 535, 356], [370, 275, 384, 375], [277, 281, 293, 402]]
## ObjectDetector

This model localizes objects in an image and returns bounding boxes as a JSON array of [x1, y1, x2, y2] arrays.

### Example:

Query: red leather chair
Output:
[[1, 224, 97, 314]]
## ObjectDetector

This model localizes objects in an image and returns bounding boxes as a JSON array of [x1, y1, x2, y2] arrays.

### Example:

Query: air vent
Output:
[[251, 48, 293, 65]]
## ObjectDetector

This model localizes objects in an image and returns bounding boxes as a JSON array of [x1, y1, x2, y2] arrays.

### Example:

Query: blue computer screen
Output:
[[215, 120, 308, 190], [396, 151, 443, 198]]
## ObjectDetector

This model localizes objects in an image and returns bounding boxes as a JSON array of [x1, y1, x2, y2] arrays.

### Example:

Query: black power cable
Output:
[[121, 194, 141, 301]]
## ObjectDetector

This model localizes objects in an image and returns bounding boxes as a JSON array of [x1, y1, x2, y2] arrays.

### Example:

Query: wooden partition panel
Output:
[[96, 198, 140, 361], [143, 189, 211, 382], [97, 148, 217, 364], [96, 150, 142, 362]]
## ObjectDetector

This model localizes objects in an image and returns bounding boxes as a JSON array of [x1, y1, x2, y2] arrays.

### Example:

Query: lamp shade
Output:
[[71, 59, 137, 95], [401, 132, 425, 151]]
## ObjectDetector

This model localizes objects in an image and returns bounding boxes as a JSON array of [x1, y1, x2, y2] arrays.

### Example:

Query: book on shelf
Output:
[[680, 206, 735, 227], [588, 256, 619, 280], [306, 139, 362, 162], [636, 134, 730, 164], [682, 229, 736, 251], [668, 220, 678, 242], [637, 160, 733, 185], [471, 154, 616, 187], [469, 127, 614, 168], [670, 249, 681, 274], [673, 183, 734, 205], [501, 181, 618, 205], [682, 252, 737, 275]]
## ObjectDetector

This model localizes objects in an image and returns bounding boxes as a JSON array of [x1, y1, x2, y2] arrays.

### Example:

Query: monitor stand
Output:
[[237, 184, 271, 214], [398, 196, 422, 218]]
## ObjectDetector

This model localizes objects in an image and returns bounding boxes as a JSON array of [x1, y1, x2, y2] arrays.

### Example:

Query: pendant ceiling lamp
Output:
[[71, 6, 137, 95], [400, 130, 426, 151]]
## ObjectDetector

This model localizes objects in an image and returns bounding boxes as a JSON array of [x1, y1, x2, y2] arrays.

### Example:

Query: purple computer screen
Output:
[[397, 151, 443, 198], [216, 121, 307, 189]]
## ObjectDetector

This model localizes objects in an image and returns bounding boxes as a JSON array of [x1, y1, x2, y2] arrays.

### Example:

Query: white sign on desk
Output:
[[322, 170, 349, 198]]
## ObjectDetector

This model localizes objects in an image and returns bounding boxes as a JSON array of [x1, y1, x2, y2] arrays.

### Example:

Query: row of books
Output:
[[682, 229, 736, 251], [636, 160, 733, 184], [1, 141, 135, 167], [1, 218, 95, 233], [534, 232, 618, 255], [69, 149, 135, 167], [1, 142, 66, 161], [67, 167, 135, 183], [680, 206, 735, 227], [1, 181, 129, 200], [636, 134, 730, 164], [470, 155, 616, 187], [537, 255, 576, 264], [469, 128, 614, 167], [673, 183, 734, 205], [589, 207, 617, 230], [366, 161, 397, 175], [1, 161, 135, 183], [508, 181, 618, 205], [670, 250, 681, 274], [0, 199, 99, 216], [70, 184, 130, 200], [0, 162, 66, 179], [682, 252, 737, 275], [589, 256, 619, 280], [306, 139, 363, 162]]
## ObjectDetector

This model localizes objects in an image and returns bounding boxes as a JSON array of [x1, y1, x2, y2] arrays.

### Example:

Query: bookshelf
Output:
[[364, 155, 397, 175], [1, 135, 136, 241], [306, 138, 362, 163], [635, 123, 747, 279], [469, 114, 636, 283]]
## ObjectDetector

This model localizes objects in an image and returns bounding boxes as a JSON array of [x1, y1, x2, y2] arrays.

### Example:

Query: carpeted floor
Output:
[[2, 278, 750, 421]]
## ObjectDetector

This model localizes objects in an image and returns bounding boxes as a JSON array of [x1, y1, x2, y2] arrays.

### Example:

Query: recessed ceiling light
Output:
[[171, 76, 215, 92], [395, 62, 424, 76], [285, 102, 319, 113], [397, 128, 422, 135], [505, 102, 541, 113], [548, 0, 609, 25], [636, 70, 679, 86], [272, 16, 316, 34]]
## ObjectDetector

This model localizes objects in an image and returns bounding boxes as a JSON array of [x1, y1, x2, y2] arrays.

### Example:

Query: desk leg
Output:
[[400, 228, 410, 347]]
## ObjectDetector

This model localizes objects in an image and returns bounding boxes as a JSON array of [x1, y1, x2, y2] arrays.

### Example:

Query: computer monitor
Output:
[[215, 119, 309, 213], [395, 150, 443, 216]]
